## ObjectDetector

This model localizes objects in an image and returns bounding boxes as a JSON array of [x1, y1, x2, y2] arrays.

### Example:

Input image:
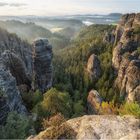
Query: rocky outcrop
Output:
[[31, 115, 140, 140], [115, 59, 140, 103], [0, 28, 33, 75], [1, 50, 31, 86], [32, 38, 53, 92], [87, 54, 101, 81], [0, 61, 27, 124], [0, 29, 53, 93], [113, 13, 140, 69], [112, 13, 140, 103], [67, 115, 140, 140], [0, 29, 53, 124], [87, 90, 102, 114]]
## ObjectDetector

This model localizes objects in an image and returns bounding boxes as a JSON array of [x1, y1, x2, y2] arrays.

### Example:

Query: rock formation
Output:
[[112, 13, 140, 103], [87, 54, 101, 81], [67, 115, 140, 140], [87, 90, 102, 114], [0, 61, 27, 124], [32, 38, 53, 92], [0, 29, 53, 124], [30, 115, 140, 140], [1, 50, 31, 86]]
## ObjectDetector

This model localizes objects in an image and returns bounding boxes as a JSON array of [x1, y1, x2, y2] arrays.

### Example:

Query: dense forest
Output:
[[53, 25, 117, 103], [0, 21, 140, 139]]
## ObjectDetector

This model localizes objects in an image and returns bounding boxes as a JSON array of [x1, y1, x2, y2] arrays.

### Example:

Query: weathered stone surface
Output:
[[0, 29, 53, 93], [32, 38, 53, 92], [87, 90, 102, 114], [67, 115, 140, 140], [1, 50, 31, 86], [30, 115, 140, 140], [0, 28, 33, 75], [0, 29, 53, 124], [87, 54, 101, 81], [116, 60, 140, 103], [0, 63, 27, 124], [0, 29, 32, 123], [112, 13, 140, 103]]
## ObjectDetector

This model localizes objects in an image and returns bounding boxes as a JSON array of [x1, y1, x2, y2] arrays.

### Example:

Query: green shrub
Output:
[[73, 100, 85, 117], [22, 90, 43, 110], [0, 112, 33, 139], [40, 114, 76, 139], [137, 47, 140, 55], [119, 102, 140, 118], [34, 88, 73, 118], [133, 25, 140, 34]]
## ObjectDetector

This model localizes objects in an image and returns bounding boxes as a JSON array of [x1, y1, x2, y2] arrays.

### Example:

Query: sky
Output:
[[0, 0, 139, 16]]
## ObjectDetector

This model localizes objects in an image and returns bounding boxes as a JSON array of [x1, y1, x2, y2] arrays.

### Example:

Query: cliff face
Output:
[[112, 13, 140, 103], [0, 29, 53, 124], [0, 61, 27, 124], [1, 50, 31, 86]]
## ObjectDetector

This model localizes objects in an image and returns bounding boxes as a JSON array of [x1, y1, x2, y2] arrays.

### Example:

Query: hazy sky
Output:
[[0, 0, 139, 16]]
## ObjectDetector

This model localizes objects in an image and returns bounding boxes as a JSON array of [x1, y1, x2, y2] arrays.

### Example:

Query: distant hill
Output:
[[56, 27, 77, 39], [108, 13, 122, 17], [0, 20, 75, 50], [0, 20, 52, 42]]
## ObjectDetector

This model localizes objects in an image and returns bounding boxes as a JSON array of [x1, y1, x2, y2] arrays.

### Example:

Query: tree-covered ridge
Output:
[[0, 20, 72, 51], [53, 24, 117, 102], [0, 20, 52, 41]]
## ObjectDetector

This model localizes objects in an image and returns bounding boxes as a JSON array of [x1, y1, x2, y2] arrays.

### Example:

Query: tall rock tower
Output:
[[32, 38, 53, 93]]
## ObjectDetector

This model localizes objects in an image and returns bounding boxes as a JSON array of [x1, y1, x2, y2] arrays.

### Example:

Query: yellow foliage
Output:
[[100, 101, 119, 115]]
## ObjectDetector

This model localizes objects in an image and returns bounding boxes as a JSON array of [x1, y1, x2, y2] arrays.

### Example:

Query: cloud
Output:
[[0, 2, 8, 6], [9, 3, 27, 7], [0, 2, 26, 7], [0, 0, 139, 16]]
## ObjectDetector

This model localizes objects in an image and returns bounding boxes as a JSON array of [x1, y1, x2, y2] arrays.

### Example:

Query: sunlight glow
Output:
[[0, 0, 139, 16]]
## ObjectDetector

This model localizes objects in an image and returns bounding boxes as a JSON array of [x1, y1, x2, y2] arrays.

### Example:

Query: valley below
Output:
[[0, 13, 140, 139]]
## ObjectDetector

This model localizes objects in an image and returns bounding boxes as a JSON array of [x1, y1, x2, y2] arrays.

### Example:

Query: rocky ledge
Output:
[[67, 115, 140, 140], [29, 115, 140, 140]]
